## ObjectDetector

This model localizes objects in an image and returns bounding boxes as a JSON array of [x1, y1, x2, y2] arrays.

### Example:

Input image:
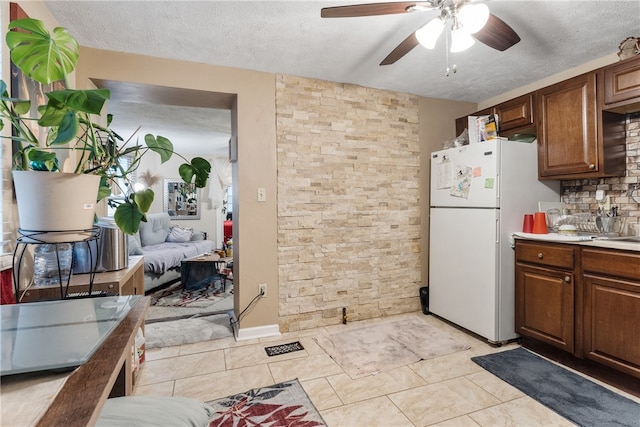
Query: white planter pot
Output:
[[13, 171, 101, 243]]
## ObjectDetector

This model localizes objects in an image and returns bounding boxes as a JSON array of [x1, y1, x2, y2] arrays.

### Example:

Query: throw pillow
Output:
[[190, 231, 205, 241], [167, 226, 193, 243], [128, 233, 143, 255]]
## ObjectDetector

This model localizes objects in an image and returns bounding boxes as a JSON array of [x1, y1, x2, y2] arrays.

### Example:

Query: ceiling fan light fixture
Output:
[[450, 22, 475, 52], [456, 3, 490, 34], [415, 16, 445, 49]]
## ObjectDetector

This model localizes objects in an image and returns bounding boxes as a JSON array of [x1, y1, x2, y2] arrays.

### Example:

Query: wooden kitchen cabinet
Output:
[[536, 72, 627, 180], [536, 72, 598, 178], [582, 248, 640, 378], [494, 93, 534, 135], [515, 241, 575, 353], [602, 54, 640, 112], [514, 239, 640, 392]]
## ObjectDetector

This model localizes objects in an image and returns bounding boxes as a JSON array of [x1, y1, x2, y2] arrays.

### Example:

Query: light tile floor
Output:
[[134, 311, 640, 426]]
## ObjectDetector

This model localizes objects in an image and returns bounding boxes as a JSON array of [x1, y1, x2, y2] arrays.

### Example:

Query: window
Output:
[[106, 156, 136, 217]]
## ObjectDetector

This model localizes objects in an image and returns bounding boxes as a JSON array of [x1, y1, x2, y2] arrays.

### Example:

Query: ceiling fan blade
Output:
[[321, 2, 436, 18], [380, 32, 419, 65], [472, 13, 521, 51]]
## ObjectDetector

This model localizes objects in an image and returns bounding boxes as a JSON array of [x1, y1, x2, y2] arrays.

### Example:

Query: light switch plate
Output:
[[257, 188, 266, 202]]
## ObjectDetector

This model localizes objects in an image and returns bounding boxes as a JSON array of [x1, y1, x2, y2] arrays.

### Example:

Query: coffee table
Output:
[[181, 253, 225, 290]]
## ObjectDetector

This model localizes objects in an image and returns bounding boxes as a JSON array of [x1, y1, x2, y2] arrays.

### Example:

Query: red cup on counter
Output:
[[532, 212, 548, 234], [522, 214, 534, 233]]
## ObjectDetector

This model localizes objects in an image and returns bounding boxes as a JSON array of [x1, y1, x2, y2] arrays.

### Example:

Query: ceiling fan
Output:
[[321, 1, 520, 66]]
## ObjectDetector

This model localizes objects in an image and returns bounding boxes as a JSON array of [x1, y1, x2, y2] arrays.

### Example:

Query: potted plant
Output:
[[1, 17, 211, 239]]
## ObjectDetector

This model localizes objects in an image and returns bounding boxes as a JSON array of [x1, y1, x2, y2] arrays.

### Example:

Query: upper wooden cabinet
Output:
[[494, 93, 534, 134], [602, 55, 640, 112], [536, 72, 626, 180]]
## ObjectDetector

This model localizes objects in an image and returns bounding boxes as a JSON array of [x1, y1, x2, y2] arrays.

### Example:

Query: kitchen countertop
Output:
[[511, 232, 640, 252]]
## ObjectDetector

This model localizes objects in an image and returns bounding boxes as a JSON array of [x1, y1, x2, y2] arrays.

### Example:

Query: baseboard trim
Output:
[[236, 324, 281, 341]]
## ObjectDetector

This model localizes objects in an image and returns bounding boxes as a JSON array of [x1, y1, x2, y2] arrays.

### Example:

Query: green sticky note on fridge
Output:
[[485, 178, 494, 188]]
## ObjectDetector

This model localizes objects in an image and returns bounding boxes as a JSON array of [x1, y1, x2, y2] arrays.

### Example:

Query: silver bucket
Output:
[[73, 219, 128, 273]]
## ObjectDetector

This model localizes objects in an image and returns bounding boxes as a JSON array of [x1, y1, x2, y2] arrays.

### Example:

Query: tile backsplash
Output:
[[561, 113, 640, 234]]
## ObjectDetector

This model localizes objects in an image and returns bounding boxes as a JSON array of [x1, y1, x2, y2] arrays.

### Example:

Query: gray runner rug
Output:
[[471, 347, 640, 427], [145, 313, 233, 349]]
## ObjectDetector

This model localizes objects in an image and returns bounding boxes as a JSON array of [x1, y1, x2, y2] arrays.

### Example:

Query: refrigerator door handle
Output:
[[496, 217, 500, 243]]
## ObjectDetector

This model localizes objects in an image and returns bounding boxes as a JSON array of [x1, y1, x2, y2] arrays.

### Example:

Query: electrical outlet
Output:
[[259, 283, 267, 297]]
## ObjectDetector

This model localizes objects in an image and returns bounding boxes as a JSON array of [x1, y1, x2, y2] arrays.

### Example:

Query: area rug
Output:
[[149, 280, 232, 309], [471, 347, 640, 427], [206, 379, 326, 427], [314, 317, 470, 378], [144, 313, 233, 349]]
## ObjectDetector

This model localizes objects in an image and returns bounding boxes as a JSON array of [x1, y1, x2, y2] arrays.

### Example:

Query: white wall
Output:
[[137, 152, 222, 246]]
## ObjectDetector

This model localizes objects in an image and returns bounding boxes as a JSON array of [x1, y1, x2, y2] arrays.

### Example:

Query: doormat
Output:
[[265, 341, 305, 357], [206, 379, 326, 426], [314, 317, 470, 378], [471, 347, 640, 427]]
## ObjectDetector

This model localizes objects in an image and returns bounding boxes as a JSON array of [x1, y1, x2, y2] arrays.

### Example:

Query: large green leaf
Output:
[[27, 149, 58, 171], [134, 188, 154, 213], [7, 18, 79, 85], [114, 202, 145, 235], [179, 157, 211, 188], [144, 134, 174, 163], [47, 110, 78, 145], [46, 89, 109, 115]]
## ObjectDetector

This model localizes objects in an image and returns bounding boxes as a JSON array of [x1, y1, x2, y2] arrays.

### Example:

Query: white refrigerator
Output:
[[429, 138, 559, 343]]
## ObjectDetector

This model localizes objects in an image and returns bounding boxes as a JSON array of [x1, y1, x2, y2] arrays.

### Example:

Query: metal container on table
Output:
[[73, 218, 128, 273]]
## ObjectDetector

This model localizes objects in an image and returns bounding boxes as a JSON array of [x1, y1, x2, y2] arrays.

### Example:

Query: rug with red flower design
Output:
[[206, 379, 326, 427]]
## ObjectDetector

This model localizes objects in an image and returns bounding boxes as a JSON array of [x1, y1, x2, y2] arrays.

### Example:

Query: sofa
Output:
[[127, 212, 215, 293]]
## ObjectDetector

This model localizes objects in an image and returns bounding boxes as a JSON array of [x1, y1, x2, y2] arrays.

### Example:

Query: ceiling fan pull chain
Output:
[[444, 28, 457, 76]]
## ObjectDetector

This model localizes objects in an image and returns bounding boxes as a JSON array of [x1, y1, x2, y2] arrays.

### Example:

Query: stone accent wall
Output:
[[561, 113, 640, 233], [276, 75, 421, 332]]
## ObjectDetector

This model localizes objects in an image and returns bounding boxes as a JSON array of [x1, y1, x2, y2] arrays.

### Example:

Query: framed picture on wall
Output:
[[163, 179, 200, 220]]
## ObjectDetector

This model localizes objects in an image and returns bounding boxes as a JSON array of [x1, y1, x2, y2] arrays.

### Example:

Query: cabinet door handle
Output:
[[537, 252, 543, 259], [588, 164, 596, 170], [564, 276, 571, 283]]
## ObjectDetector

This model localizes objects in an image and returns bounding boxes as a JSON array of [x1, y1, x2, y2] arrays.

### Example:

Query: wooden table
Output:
[[0, 296, 150, 426], [19, 256, 144, 302], [181, 253, 225, 290]]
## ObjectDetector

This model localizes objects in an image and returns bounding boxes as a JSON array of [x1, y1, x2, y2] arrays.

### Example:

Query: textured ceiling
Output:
[[42, 0, 640, 153]]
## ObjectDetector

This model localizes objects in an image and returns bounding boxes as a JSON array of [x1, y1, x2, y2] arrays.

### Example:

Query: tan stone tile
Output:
[[321, 396, 414, 427], [173, 364, 274, 402], [389, 377, 501, 426], [327, 366, 426, 404], [269, 353, 344, 383], [410, 349, 483, 383], [429, 415, 481, 426], [465, 371, 525, 402], [300, 378, 343, 411], [135, 350, 226, 385], [145, 345, 180, 361], [468, 396, 575, 426], [133, 380, 175, 397], [179, 336, 238, 355]]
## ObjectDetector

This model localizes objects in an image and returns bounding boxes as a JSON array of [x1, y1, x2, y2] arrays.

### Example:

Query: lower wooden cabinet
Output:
[[516, 264, 574, 352], [515, 240, 640, 383], [582, 248, 640, 378]]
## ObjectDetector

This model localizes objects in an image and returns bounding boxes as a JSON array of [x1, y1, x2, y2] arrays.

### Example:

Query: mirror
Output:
[[163, 179, 200, 220]]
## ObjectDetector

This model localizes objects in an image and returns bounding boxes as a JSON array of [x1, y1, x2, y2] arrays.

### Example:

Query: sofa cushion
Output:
[[128, 233, 143, 255], [167, 226, 193, 243], [139, 213, 171, 246], [141, 240, 215, 274]]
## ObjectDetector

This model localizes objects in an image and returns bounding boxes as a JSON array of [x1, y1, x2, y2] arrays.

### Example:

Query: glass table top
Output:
[[1, 296, 139, 376]]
